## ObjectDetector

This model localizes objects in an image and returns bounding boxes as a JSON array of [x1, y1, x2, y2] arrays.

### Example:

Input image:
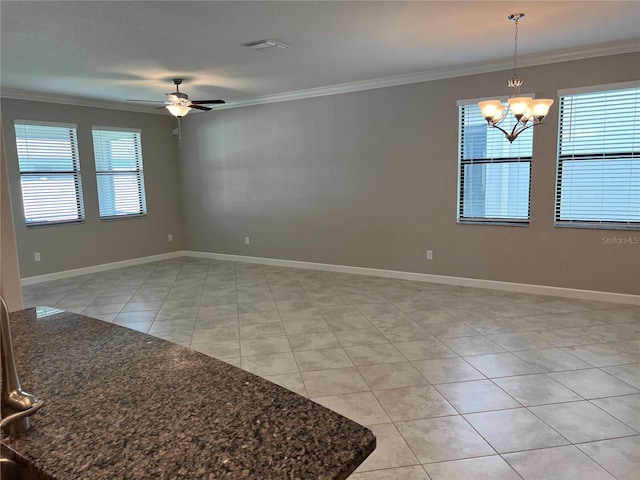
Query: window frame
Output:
[[91, 126, 147, 220], [13, 120, 85, 227], [554, 81, 640, 230], [456, 97, 534, 226]]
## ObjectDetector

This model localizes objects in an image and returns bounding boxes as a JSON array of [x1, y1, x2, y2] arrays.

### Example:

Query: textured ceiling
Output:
[[1, 1, 639, 111]]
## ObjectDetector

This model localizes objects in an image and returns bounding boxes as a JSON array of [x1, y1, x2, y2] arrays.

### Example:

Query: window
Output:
[[92, 127, 147, 219], [457, 101, 533, 224], [14, 121, 84, 226], [555, 84, 639, 229]]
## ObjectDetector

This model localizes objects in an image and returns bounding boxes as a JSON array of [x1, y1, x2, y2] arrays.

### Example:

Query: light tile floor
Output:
[[22, 257, 640, 480]]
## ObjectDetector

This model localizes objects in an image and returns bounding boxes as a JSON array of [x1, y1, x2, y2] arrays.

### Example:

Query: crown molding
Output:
[[2, 40, 638, 112], [215, 39, 639, 109], [0, 89, 165, 114], [0, 88, 166, 114]]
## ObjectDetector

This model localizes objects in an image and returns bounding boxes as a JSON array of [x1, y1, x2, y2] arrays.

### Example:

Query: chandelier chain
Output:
[[513, 17, 519, 77]]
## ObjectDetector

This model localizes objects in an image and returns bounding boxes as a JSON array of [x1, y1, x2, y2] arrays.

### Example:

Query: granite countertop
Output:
[[1, 308, 375, 479]]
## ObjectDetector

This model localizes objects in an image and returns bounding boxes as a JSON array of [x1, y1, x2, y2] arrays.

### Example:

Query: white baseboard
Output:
[[21, 251, 185, 286], [21, 250, 639, 305], [185, 251, 640, 305]]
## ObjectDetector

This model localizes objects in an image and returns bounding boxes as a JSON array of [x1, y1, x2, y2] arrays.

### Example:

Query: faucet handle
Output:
[[0, 398, 44, 430], [4, 389, 39, 412]]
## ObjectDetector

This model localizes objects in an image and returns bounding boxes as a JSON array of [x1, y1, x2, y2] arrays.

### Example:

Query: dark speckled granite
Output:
[[1, 308, 375, 479]]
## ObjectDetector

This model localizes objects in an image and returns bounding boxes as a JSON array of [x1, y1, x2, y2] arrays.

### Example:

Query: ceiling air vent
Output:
[[241, 39, 289, 50]]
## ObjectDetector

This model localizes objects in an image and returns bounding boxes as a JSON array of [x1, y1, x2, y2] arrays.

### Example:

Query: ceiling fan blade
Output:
[[126, 99, 165, 104], [189, 104, 212, 112], [190, 100, 225, 105]]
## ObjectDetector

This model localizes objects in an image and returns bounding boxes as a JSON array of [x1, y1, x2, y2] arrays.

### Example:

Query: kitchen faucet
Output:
[[1, 296, 43, 435]]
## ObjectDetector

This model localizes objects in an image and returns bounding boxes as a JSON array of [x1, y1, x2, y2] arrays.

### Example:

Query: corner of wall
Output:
[[0, 122, 24, 311]]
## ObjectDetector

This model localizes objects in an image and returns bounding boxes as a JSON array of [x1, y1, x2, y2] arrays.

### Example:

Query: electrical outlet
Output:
[[245, 236, 250, 245], [168, 233, 173, 242], [426, 250, 433, 260], [34, 252, 41, 262]]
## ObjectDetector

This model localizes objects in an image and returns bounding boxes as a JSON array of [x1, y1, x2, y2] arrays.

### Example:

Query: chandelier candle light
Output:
[[478, 13, 554, 143]]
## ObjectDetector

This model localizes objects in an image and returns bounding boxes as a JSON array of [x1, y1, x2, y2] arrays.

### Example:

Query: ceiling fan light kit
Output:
[[166, 103, 192, 118], [478, 13, 554, 143]]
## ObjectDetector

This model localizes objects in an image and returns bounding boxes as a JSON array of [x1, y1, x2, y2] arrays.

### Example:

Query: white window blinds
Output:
[[556, 86, 639, 229], [458, 103, 533, 224], [14, 121, 84, 226], [92, 128, 147, 219]]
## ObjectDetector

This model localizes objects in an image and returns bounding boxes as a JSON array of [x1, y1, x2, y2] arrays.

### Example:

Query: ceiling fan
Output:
[[127, 79, 225, 118]]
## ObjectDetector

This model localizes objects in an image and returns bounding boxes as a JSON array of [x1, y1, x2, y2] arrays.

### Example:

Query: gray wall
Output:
[[1, 99, 183, 278], [179, 52, 640, 295]]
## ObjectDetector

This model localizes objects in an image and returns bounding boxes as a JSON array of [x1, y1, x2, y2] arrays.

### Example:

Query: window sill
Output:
[[26, 220, 85, 228], [457, 219, 529, 227], [100, 214, 147, 222], [555, 222, 640, 231]]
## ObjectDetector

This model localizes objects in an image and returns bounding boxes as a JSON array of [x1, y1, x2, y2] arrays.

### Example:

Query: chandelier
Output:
[[478, 13, 554, 143]]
